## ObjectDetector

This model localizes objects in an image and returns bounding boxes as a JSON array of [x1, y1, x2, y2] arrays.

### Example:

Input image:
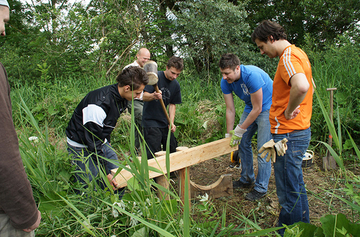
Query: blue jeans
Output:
[[67, 141, 119, 190], [273, 128, 311, 234], [238, 110, 272, 193]]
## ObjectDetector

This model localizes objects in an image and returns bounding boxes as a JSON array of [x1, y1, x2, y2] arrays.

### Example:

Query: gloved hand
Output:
[[259, 139, 276, 162], [229, 125, 247, 147], [274, 138, 288, 156], [225, 133, 231, 138]]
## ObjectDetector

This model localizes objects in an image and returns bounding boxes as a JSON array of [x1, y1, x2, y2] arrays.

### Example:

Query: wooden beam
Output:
[[111, 137, 237, 188], [179, 167, 191, 207]]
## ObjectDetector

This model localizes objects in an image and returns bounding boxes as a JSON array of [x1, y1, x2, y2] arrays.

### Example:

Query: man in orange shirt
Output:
[[252, 20, 314, 234]]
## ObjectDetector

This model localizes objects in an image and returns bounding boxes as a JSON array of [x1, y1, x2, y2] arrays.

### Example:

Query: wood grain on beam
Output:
[[111, 137, 236, 188]]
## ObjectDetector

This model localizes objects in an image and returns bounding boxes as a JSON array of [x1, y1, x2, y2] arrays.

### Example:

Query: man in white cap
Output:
[[0, 0, 42, 235]]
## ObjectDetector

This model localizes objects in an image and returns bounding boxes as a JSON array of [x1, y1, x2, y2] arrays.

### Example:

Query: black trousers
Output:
[[143, 127, 178, 159]]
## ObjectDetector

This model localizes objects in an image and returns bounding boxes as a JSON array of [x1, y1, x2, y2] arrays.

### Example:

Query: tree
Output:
[[245, 0, 360, 47], [0, 0, 44, 85], [173, 0, 252, 76]]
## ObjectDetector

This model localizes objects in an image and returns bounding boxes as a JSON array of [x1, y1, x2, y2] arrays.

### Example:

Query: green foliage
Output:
[[173, 0, 252, 76], [17, 97, 73, 212], [2, 0, 359, 85], [4, 2, 360, 233], [308, 41, 360, 149], [280, 213, 360, 237], [245, 0, 360, 47]]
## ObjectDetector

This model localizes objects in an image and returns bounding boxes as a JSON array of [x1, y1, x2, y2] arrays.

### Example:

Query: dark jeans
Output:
[[67, 141, 120, 192], [273, 127, 311, 235], [143, 127, 178, 159]]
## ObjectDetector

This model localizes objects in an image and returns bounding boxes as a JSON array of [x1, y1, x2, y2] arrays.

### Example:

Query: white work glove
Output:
[[274, 138, 288, 156], [259, 139, 276, 162], [229, 125, 247, 147], [225, 133, 231, 138]]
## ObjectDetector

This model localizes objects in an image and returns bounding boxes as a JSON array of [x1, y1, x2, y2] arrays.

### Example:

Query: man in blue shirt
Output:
[[219, 53, 273, 201]]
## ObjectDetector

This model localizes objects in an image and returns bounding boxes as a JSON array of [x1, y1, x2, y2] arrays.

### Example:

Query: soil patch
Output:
[[188, 151, 355, 232]]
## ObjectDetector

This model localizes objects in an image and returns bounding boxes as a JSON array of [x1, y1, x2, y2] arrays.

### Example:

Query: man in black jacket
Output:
[[66, 66, 148, 191]]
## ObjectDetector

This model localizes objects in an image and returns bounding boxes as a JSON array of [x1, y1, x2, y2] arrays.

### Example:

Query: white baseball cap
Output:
[[0, 0, 9, 8]]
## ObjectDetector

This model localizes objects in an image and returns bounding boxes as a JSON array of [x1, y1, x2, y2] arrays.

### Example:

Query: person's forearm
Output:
[[142, 91, 161, 101], [287, 74, 309, 114], [239, 107, 261, 130], [226, 109, 236, 133], [169, 104, 176, 124], [287, 89, 306, 113], [142, 92, 155, 101]]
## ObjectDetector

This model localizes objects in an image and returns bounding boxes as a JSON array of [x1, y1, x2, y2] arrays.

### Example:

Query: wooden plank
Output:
[[154, 148, 169, 200], [155, 175, 170, 200], [179, 167, 191, 207], [111, 137, 236, 188]]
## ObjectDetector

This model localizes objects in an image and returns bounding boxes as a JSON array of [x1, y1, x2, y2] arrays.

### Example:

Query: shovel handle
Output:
[[326, 88, 337, 147], [154, 85, 171, 125]]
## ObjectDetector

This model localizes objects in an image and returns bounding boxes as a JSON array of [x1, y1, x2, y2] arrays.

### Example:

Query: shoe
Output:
[[233, 180, 253, 189], [245, 189, 266, 201]]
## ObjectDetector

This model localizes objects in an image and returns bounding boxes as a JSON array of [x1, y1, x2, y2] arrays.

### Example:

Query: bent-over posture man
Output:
[[66, 67, 148, 192], [252, 20, 314, 234], [0, 1, 41, 235], [219, 53, 273, 201], [142, 56, 183, 159]]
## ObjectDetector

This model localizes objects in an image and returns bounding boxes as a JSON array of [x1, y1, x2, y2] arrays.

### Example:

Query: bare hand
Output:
[[170, 123, 176, 133], [284, 106, 300, 120], [23, 209, 41, 232], [153, 91, 162, 100], [107, 173, 118, 190]]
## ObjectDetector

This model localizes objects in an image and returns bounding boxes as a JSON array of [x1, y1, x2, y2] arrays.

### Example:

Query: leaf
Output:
[[321, 213, 360, 237], [131, 227, 146, 237], [314, 87, 341, 152], [346, 129, 360, 161]]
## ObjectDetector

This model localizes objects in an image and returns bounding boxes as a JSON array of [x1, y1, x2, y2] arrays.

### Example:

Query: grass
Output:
[[8, 42, 360, 236]]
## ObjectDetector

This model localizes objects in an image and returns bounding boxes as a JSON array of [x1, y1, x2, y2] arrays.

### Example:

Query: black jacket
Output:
[[66, 84, 127, 157]]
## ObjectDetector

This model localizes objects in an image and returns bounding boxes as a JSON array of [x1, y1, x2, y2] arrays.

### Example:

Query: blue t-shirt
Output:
[[221, 65, 273, 113]]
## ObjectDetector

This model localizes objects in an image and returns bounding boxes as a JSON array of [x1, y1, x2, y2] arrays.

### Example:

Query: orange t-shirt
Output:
[[270, 45, 314, 134]]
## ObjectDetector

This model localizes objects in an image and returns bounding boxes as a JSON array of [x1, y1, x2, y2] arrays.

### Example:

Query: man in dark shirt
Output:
[[142, 56, 183, 159]]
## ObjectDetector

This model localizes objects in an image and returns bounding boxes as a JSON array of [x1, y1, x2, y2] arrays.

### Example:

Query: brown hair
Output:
[[251, 20, 287, 43], [219, 53, 240, 71], [167, 56, 184, 71], [116, 66, 149, 90]]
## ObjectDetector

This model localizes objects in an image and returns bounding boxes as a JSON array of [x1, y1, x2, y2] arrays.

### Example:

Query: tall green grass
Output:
[[17, 92, 241, 236], [309, 42, 360, 157], [10, 41, 360, 236]]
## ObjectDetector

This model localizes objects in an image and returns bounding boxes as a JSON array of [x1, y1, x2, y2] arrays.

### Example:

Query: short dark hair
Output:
[[167, 56, 184, 71], [219, 53, 240, 70], [251, 20, 287, 43], [116, 66, 149, 90]]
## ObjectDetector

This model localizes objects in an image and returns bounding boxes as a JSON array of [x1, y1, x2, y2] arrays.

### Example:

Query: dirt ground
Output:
[[187, 150, 357, 232]]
